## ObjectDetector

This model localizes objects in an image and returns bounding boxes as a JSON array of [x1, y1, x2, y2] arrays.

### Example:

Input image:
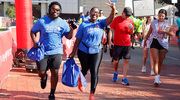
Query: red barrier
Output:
[[0, 31, 13, 84]]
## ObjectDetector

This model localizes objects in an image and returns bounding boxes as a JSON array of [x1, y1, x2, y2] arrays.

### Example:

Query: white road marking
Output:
[[166, 56, 180, 60]]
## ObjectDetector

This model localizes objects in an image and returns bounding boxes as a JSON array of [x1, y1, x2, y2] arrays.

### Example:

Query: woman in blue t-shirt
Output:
[[69, 0, 115, 99]]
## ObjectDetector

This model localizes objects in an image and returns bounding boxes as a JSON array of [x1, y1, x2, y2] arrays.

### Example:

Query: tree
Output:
[[6, 6, 16, 18], [155, 0, 180, 17]]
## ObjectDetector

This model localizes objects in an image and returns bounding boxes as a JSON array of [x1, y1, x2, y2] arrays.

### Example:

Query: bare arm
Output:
[[142, 23, 146, 38], [128, 23, 134, 35], [158, 23, 173, 36], [68, 38, 81, 58], [143, 25, 152, 47], [66, 26, 76, 39], [106, 0, 115, 25], [30, 31, 38, 48], [108, 28, 114, 49]]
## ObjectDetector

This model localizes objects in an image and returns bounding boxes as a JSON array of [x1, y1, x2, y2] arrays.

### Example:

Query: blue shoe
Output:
[[122, 78, 130, 85], [112, 72, 118, 81]]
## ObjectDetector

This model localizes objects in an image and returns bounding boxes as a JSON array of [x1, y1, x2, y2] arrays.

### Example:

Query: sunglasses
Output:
[[91, 11, 99, 14], [51, 8, 60, 12]]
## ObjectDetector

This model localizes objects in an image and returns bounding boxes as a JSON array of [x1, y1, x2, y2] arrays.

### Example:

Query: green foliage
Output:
[[5, 6, 16, 18]]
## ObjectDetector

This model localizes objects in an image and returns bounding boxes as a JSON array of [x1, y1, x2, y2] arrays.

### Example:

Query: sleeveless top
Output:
[[149, 20, 170, 49]]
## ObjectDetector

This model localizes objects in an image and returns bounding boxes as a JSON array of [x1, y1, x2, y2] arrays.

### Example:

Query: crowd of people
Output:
[[30, 1, 177, 100]]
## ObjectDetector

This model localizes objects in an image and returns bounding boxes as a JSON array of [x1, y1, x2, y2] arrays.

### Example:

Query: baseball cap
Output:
[[87, 11, 90, 13], [100, 10, 103, 13], [123, 7, 132, 16]]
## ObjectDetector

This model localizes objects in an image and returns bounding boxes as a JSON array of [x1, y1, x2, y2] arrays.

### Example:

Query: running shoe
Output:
[[141, 66, 146, 73], [154, 75, 161, 85], [41, 73, 48, 89], [122, 78, 130, 85], [48, 94, 55, 100], [150, 70, 155, 76], [89, 93, 95, 100], [78, 77, 84, 92], [112, 72, 118, 82]]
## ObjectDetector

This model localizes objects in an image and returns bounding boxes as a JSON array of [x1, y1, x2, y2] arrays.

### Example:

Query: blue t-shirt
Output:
[[82, 15, 90, 22], [176, 18, 180, 42], [31, 16, 70, 55], [76, 19, 106, 54]]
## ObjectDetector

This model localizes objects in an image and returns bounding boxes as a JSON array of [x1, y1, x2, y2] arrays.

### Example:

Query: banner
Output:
[[0, 31, 13, 84]]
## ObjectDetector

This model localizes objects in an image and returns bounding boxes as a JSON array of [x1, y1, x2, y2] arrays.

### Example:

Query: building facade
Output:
[[0, 0, 178, 24]]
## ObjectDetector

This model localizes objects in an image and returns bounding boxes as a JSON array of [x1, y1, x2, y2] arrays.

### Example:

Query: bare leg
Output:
[[150, 48, 159, 75], [50, 69, 59, 89], [113, 60, 119, 73], [158, 49, 167, 74], [143, 48, 149, 66], [150, 52, 154, 71], [38, 71, 47, 79], [123, 59, 129, 78]]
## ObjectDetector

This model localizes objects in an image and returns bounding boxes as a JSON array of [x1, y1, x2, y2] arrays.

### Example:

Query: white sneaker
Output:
[[158, 80, 162, 84], [154, 75, 161, 85], [158, 75, 161, 84], [150, 70, 155, 76], [141, 66, 146, 73]]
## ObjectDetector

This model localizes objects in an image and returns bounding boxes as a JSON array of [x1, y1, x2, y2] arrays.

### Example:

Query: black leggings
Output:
[[77, 49, 103, 93]]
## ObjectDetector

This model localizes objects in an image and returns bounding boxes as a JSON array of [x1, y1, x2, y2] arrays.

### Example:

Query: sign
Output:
[[133, 0, 155, 17], [172, 0, 177, 3]]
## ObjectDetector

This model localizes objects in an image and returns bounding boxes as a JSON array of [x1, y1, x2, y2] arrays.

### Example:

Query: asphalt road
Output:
[[102, 44, 180, 66]]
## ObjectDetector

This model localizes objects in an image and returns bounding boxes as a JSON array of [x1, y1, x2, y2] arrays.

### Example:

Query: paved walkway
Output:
[[0, 49, 180, 100]]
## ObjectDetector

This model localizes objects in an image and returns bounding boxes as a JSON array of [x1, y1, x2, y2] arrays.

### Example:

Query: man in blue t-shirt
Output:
[[176, 17, 180, 50], [30, 1, 75, 99]]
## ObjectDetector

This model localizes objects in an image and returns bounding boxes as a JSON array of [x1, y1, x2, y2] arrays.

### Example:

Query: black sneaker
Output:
[[131, 46, 135, 49], [104, 49, 107, 52], [49, 94, 55, 100], [41, 73, 48, 89]]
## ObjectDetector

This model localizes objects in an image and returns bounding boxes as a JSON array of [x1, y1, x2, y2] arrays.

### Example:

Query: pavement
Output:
[[0, 45, 180, 100]]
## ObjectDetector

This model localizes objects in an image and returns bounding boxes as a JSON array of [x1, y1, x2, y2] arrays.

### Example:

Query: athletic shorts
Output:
[[150, 39, 165, 50], [113, 45, 131, 60], [36, 54, 62, 71]]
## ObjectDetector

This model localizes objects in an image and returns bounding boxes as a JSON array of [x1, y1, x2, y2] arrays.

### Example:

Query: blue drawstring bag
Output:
[[27, 42, 44, 61], [62, 59, 80, 87]]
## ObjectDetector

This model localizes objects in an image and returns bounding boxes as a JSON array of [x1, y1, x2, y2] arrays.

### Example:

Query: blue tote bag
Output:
[[27, 42, 44, 61], [62, 59, 80, 87]]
